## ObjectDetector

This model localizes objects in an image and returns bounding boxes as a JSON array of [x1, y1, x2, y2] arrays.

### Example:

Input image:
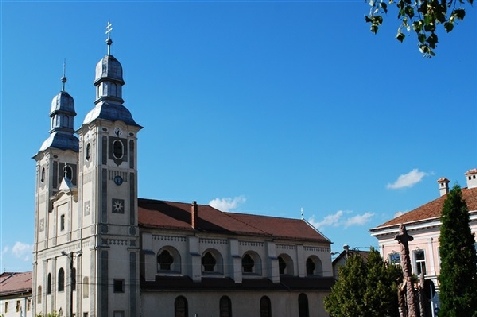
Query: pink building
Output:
[[370, 169, 477, 313]]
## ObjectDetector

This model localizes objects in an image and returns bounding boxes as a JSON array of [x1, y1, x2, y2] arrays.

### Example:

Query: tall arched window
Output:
[[219, 296, 232, 317], [260, 296, 272, 317], [47, 273, 52, 294], [298, 293, 309, 317], [58, 268, 65, 292], [175, 296, 188, 317], [278, 253, 294, 275]]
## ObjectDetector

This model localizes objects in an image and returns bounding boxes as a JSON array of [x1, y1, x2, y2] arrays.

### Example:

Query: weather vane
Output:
[[105, 22, 113, 55]]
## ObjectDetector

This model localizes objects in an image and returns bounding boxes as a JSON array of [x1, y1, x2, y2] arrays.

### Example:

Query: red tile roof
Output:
[[0, 272, 32, 296], [376, 187, 477, 228], [138, 198, 330, 243]]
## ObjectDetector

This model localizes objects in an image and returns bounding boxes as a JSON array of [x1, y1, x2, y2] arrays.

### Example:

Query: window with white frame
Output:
[[388, 252, 400, 265], [414, 249, 427, 276]]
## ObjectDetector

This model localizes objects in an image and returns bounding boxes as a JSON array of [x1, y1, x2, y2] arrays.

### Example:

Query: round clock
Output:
[[114, 175, 123, 186]]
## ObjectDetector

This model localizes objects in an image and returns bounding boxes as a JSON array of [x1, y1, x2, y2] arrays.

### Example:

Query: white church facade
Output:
[[26, 27, 335, 317]]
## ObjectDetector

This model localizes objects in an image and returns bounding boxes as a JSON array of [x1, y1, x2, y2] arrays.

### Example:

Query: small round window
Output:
[[113, 140, 124, 159]]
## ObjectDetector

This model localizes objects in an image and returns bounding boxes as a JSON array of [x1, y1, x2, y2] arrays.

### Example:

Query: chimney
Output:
[[465, 169, 477, 189], [437, 177, 450, 197], [191, 201, 198, 229]]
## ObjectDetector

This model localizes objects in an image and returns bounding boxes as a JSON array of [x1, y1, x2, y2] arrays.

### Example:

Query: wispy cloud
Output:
[[387, 168, 427, 189], [308, 210, 375, 230], [209, 196, 246, 212], [345, 212, 375, 227], [11, 242, 33, 260], [394, 210, 407, 218], [308, 210, 343, 229]]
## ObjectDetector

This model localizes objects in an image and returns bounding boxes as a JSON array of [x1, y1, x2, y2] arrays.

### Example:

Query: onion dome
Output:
[[83, 22, 139, 127], [36, 65, 79, 154]]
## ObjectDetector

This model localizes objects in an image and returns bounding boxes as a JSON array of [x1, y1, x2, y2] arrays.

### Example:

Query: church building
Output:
[[29, 25, 334, 317]]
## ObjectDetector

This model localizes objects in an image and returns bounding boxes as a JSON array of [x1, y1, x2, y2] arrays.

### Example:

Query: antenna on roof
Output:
[[301, 207, 304, 220]]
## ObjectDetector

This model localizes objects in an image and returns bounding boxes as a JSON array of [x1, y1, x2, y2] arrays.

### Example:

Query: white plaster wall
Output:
[[141, 290, 330, 317]]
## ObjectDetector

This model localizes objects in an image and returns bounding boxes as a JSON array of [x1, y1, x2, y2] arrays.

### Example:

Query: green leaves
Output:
[[324, 248, 402, 317], [365, 0, 473, 57], [439, 185, 477, 316]]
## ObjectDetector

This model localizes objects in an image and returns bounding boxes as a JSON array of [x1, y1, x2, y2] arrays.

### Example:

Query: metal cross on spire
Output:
[[105, 21, 113, 55], [61, 59, 67, 92]]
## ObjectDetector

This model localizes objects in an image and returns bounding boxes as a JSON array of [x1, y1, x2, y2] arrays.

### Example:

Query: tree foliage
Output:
[[438, 184, 477, 317], [324, 248, 402, 317], [365, 0, 474, 57]]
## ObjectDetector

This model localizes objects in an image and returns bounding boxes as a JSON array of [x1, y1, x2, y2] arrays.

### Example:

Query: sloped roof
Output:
[[0, 272, 32, 296], [138, 198, 330, 243], [332, 250, 371, 266], [374, 186, 477, 228]]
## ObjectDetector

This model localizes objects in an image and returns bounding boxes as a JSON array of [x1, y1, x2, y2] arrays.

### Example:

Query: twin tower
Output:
[[32, 26, 142, 316]]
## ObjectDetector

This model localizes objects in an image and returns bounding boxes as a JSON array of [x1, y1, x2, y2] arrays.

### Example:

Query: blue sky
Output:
[[1, 0, 476, 272]]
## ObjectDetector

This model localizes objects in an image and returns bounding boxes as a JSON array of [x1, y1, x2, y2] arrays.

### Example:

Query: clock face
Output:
[[114, 175, 123, 186]]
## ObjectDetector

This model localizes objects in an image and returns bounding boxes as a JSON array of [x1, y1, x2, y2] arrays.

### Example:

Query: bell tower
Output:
[[32, 64, 80, 316], [77, 22, 142, 317]]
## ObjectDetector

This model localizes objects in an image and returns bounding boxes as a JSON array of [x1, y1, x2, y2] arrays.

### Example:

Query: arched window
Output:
[[260, 296, 272, 317], [158, 250, 173, 271], [113, 140, 124, 159], [242, 252, 262, 275], [278, 256, 286, 275], [37, 286, 42, 304], [298, 293, 309, 317], [202, 252, 216, 272], [41, 167, 45, 182], [278, 253, 294, 275], [306, 258, 315, 275], [47, 273, 52, 294], [157, 247, 181, 273], [219, 296, 232, 317], [175, 296, 188, 317], [83, 276, 89, 298], [58, 268, 65, 292], [306, 256, 322, 276], [242, 254, 254, 273]]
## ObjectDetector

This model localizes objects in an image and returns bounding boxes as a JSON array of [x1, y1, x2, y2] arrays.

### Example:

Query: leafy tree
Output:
[[438, 184, 477, 317], [365, 0, 474, 57], [324, 248, 402, 317]]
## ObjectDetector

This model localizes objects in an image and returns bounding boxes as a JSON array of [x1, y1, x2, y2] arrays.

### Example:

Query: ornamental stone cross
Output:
[[395, 224, 417, 317]]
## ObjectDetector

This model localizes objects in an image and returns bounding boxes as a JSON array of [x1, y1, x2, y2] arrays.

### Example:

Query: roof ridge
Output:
[[221, 210, 272, 236]]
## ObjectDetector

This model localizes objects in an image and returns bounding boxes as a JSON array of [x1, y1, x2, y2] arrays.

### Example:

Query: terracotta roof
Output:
[[375, 186, 477, 228], [332, 250, 371, 266], [466, 169, 477, 175], [138, 198, 330, 243], [0, 272, 32, 296]]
